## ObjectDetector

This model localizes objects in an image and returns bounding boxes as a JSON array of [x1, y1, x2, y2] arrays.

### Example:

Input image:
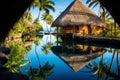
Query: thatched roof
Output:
[[51, 45, 106, 72], [52, 0, 106, 27], [25, 19, 34, 28]]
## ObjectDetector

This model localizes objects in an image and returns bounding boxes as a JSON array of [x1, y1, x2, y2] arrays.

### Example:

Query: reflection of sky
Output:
[[22, 35, 120, 80]]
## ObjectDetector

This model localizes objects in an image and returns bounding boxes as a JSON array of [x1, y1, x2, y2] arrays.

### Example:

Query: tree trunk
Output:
[[37, 10, 40, 19]]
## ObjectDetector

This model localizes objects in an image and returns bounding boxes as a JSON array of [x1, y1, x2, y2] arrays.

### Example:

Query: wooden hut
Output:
[[52, 0, 106, 36], [25, 19, 34, 32]]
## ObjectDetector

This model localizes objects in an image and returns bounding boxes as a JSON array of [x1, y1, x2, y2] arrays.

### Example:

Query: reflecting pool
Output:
[[6, 34, 120, 80]]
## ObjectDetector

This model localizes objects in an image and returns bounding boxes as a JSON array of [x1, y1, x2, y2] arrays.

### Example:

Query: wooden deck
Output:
[[60, 34, 120, 49]]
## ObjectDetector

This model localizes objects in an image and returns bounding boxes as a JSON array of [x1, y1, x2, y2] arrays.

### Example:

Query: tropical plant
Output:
[[86, 0, 105, 16], [42, 13, 54, 32], [42, 13, 54, 24], [33, 18, 43, 33], [86, 0, 120, 37], [34, 0, 55, 19], [23, 12, 33, 22], [4, 41, 28, 72]]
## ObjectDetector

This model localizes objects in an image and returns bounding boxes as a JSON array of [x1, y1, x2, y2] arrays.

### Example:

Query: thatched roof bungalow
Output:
[[25, 19, 34, 31], [52, 0, 106, 36]]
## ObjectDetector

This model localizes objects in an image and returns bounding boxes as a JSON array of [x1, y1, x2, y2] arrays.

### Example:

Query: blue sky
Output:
[[51, 0, 99, 19], [31, 0, 99, 30]]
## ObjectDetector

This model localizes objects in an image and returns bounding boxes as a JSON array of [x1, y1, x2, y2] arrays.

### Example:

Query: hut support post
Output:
[[65, 27, 66, 39], [72, 26, 75, 39], [57, 26, 58, 46]]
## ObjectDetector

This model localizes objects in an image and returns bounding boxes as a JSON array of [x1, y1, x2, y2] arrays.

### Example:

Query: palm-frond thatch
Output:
[[52, 0, 106, 27], [25, 19, 34, 28]]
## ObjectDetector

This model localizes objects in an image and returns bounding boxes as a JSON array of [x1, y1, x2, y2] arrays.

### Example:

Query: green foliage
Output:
[[42, 13, 54, 24], [8, 18, 25, 37], [24, 12, 33, 22], [4, 41, 28, 72], [86, 0, 99, 9], [33, 0, 55, 18], [25, 45, 32, 52], [33, 36, 41, 46], [57, 36, 63, 43], [33, 18, 43, 33], [101, 24, 120, 37]]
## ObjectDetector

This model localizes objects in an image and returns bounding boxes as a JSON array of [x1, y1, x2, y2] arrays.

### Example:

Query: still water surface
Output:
[[21, 35, 120, 80]]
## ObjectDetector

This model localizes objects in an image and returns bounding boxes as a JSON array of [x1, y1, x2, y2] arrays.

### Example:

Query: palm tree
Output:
[[86, 0, 119, 37], [42, 13, 54, 24], [33, 18, 43, 33], [23, 12, 33, 22], [100, 11, 114, 36], [34, 0, 55, 19], [42, 13, 54, 32], [86, 0, 105, 21]]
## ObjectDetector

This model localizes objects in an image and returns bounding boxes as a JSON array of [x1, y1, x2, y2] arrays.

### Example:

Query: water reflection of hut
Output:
[[52, 0, 106, 36], [51, 45, 106, 72]]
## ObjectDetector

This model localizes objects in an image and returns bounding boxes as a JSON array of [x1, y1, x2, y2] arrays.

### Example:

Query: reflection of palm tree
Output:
[[28, 61, 54, 80], [116, 51, 120, 80], [85, 50, 118, 80], [105, 49, 116, 80], [34, 38, 41, 67], [25, 47, 33, 72], [42, 42, 54, 54], [85, 61, 108, 79]]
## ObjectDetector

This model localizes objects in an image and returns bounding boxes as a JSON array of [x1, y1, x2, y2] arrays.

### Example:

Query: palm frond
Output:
[[48, 0, 55, 5], [92, 2, 99, 9], [44, 8, 49, 14], [88, 0, 97, 8], [86, 0, 92, 4]]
